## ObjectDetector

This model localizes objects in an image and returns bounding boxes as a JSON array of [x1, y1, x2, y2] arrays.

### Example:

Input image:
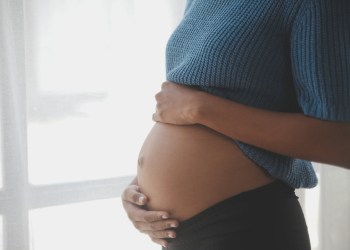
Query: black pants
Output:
[[162, 180, 311, 250]]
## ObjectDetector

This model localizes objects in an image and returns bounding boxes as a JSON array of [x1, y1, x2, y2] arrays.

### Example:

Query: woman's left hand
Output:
[[153, 81, 201, 125]]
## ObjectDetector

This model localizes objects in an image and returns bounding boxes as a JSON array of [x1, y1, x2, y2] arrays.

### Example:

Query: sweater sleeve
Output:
[[291, 0, 350, 122]]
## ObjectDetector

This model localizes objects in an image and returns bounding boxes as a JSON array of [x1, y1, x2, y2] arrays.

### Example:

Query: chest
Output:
[[166, 0, 295, 88]]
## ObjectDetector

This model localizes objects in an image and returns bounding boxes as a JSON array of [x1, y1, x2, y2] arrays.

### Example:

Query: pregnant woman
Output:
[[122, 1, 350, 249]]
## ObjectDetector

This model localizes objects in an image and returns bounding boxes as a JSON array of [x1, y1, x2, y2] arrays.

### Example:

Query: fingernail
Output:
[[138, 196, 146, 204], [170, 223, 178, 228], [162, 214, 169, 219], [168, 232, 176, 238]]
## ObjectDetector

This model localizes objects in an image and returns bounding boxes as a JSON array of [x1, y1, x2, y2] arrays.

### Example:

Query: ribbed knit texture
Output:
[[165, 0, 350, 188]]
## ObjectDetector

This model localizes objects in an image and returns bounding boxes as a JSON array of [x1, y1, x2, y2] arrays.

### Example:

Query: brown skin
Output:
[[122, 81, 350, 248]]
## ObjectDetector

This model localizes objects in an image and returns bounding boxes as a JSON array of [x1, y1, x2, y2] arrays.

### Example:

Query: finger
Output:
[[123, 201, 170, 223], [121, 185, 147, 205], [134, 219, 179, 231], [143, 210, 171, 223], [143, 229, 177, 239], [150, 237, 169, 248]]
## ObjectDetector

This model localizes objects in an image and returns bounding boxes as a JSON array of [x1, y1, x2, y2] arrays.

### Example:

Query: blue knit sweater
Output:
[[165, 0, 350, 188]]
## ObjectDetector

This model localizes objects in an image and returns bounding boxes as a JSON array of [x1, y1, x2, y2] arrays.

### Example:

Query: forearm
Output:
[[192, 92, 350, 169]]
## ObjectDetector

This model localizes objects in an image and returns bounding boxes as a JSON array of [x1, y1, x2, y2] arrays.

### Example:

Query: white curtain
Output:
[[0, 0, 349, 250]]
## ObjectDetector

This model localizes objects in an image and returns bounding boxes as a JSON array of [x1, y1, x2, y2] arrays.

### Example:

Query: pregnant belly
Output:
[[137, 122, 274, 221]]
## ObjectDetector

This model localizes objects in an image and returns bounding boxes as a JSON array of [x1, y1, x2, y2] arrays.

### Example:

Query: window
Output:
[[0, 1, 185, 249]]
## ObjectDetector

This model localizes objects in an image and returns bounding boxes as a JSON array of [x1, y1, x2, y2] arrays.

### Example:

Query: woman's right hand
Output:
[[121, 183, 179, 248]]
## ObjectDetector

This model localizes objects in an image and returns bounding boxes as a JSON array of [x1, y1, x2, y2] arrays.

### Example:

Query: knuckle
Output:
[[144, 214, 155, 223], [149, 223, 157, 231], [154, 220, 167, 230]]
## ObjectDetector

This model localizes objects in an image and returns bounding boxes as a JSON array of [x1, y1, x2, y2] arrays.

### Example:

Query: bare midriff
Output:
[[137, 122, 274, 221]]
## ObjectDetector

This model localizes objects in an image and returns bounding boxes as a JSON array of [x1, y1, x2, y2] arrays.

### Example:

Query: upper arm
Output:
[[291, 0, 350, 122]]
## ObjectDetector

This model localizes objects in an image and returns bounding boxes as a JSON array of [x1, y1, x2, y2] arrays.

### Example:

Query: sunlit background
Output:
[[24, 0, 185, 249]]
